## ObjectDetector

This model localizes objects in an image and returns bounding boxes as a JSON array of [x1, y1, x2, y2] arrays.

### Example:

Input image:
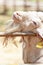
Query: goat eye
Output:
[[33, 21, 37, 25], [16, 13, 18, 15]]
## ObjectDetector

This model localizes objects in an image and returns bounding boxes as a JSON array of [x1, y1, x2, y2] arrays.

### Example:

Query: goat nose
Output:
[[16, 13, 22, 17]]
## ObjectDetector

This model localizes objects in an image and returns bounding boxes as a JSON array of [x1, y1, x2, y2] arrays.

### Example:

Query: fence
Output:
[[0, 0, 43, 15]]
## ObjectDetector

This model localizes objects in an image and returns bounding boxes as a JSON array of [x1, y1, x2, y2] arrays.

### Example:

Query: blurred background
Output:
[[0, 0, 43, 14]]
